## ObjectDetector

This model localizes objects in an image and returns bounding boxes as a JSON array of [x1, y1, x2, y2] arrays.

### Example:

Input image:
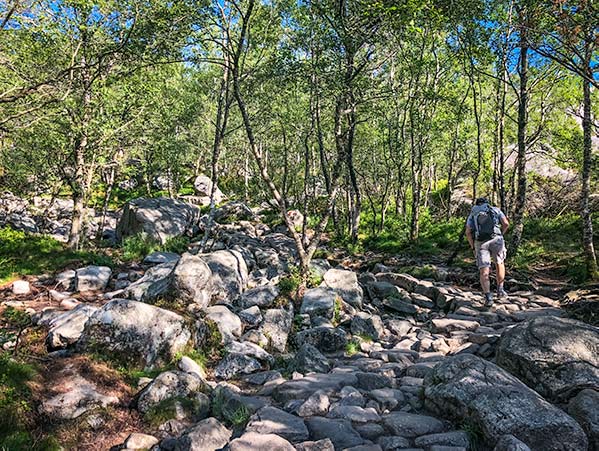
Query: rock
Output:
[[323, 269, 363, 308], [386, 319, 412, 337], [328, 405, 380, 423], [116, 197, 200, 244], [567, 389, 599, 451], [215, 353, 261, 379], [41, 373, 118, 419], [175, 417, 231, 451], [12, 280, 30, 295], [354, 423, 385, 441], [78, 299, 191, 370], [382, 412, 445, 437], [375, 272, 419, 292], [229, 432, 295, 451], [201, 250, 249, 300], [414, 431, 470, 449], [240, 285, 280, 308], [123, 433, 159, 450], [432, 318, 480, 333], [194, 175, 226, 205], [294, 327, 348, 353], [493, 435, 532, 451], [46, 304, 98, 350], [305, 417, 364, 450], [214, 200, 254, 223], [143, 251, 181, 265], [60, 298, 81, 310], [301, 287, 338, 319], [172, 253, 213, 308], [55, 269, 76, 290], [297, 390, 330, 417], [273, 372, 358, 403], [290, 343, 332, 374], [376, 436, 411, 451], [351, 312, 385, 340], [178, 356, 206, 379], [496, 316, 599, 402], [135, 370, 206, 414], [369, 388, 405, 411], [295, 439, 335, 451], [423, 354, 587, 451], [126, 260, 176, 302], [382, 297, 417, 315], [260, 308, 294, 353], [227, 340, 274, 365], [206, 305, 242, 342], [75, 266, 111, 292], [246, 406, 309, 442], [356, 372, 393, 390], [239, 305, 263, 327]]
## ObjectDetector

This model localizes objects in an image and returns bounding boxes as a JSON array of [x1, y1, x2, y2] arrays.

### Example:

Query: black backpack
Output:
[[474, 205, 497, 242]]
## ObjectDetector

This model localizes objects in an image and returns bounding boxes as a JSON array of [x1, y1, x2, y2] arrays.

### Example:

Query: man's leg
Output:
[[480, 267, 491, 293]]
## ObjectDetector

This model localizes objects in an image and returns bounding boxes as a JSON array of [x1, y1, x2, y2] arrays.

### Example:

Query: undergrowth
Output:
[[120, 233, 189, 262], [0, 227, 113, 284]]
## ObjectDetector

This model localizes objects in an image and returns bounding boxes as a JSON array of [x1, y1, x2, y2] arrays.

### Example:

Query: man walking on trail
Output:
[[466, 197, 510, 307]]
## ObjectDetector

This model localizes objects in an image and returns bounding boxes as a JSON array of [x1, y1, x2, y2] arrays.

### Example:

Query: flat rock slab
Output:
[[246, 406, 309, 442], [228, 432, 295, 451], [46, 304, 98, 350], [305, 417, 364, 450], [41, 373, 118, 420], [423, 354, 587, 451], [496, 316, 599, 402], [273, 372, 358, 403], [382, 412, 446, 437]]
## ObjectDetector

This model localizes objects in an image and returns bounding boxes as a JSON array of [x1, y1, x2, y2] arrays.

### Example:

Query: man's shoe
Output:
[[497, 287, 508, 298], [484, 293, 494, 307]]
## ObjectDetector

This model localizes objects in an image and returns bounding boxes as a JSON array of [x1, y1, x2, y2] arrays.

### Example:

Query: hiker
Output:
[[465, 197, 510, 306]]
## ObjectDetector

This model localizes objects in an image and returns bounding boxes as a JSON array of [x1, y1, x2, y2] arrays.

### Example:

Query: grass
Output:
[[345, 340, 360, 356], [0, 227, 114, 284], [120, 233, 189, 262], [335, 208, 598, 284]]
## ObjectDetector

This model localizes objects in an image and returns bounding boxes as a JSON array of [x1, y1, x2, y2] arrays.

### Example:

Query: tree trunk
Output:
[[581, 46, 598, 277], [509, 19, 529, 255]]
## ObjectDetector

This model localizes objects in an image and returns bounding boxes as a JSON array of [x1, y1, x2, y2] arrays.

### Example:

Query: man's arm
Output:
[[466, 225, 474, 250], [500, 216, 510, 235]]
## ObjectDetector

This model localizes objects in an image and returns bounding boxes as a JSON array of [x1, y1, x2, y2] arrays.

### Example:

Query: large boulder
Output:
[[322, 269, 363, 308], [194, 175, 226, 206], [116, 197, 200, 244], [423, 354, 587, 451], [568, 389, 599, 451], [496, 316, 599, 402], [200, 250, 249, 300], [77, 299, 192, 370], [173, 253, 214, 308]]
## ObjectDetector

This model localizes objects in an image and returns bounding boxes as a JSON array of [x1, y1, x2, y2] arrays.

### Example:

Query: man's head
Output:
[[475, 197, 489, 206]]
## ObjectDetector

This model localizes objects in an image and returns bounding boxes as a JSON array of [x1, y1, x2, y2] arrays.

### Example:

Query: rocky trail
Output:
[[1, 196, 598, 451]]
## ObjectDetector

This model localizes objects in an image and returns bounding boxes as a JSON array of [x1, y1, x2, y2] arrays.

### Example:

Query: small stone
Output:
[[229, 432, 295, 451], [295, 439, 335, 451], [59, 298, 81, 310], [75, 266, 112, 292], [382, 412, 445, 437], [175, 417, 232, 451], [12, 280, 30, 295], [297, 390, 330, 417], [214, 353, 261, 380], [178, 355, 206, 379], [245, 406, 309, 442], [123, 432, 159, 450]]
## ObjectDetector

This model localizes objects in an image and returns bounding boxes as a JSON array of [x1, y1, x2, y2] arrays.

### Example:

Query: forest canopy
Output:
[[0, 0, 597, 278]]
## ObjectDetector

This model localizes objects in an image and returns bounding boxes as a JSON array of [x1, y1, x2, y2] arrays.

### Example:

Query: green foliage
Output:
[[278, 267, 303, 297], [0, 353, 59, 451], [144, 396, 199, 428], [211, 390, 251, 428], [0, 227, 113, 284], [332, 296, 342, 326], [120, 232, 189, 262], [345, 340, 360, 356]]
